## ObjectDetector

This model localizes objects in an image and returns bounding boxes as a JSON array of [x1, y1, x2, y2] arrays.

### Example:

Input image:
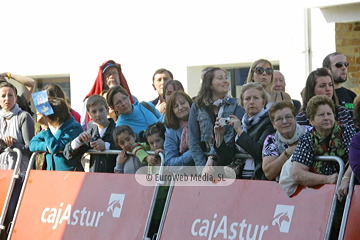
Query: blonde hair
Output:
[[239, 82, 270, 108]]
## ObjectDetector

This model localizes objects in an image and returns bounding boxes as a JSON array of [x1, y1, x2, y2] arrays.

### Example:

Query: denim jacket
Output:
[[164, 126, 194, 168], [189, 98, 245, 166]]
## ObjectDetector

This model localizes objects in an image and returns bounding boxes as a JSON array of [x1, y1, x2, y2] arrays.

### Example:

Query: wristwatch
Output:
[[284, 149, 291, 159]]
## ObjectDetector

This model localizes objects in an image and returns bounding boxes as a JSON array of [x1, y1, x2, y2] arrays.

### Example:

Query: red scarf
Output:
[[83, 60, 134, 124], [84, 60, 134, 101]]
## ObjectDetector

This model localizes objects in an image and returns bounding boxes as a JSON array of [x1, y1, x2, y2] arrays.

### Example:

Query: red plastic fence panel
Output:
[[11, 171, 155, 240], [160, 179, 335, 240], [343, 185, 360, 239], [0, 170, 13, 215]]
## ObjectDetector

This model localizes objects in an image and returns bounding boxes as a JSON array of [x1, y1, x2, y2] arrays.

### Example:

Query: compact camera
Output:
[[219, 117, 231, 126], [90, 134, 100, 142]]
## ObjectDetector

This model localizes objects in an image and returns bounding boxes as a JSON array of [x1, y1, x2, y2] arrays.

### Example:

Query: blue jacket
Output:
[[116, 101, 162, 138], [29, 117, 83, 171], [188, 98, 245, 166], [164, 125, 194, 167]]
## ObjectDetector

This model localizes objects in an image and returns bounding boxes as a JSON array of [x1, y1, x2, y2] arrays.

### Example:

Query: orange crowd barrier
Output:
[[158, 179, 337, 240], [0, 170, 13, 216], [9, 171, 156, 240], [343, 184, 360, 239]]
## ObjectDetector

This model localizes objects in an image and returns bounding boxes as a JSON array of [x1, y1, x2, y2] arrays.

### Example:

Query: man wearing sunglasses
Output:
[[323, 52, 357, 112]]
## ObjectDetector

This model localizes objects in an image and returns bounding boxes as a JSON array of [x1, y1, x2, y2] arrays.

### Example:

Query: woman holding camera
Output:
[[189, 67, 244, 169], [214, 83, 275, 180]]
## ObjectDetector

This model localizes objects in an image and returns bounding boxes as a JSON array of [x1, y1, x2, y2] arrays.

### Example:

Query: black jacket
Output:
[[64, 118, 117, 173], [215, 112, 275, 180]]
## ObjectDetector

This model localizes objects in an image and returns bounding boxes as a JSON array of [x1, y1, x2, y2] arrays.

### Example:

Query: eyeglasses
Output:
[[333, 62, 349, 68], [273, 114, 294, 124], [253, 67, 273, 75]]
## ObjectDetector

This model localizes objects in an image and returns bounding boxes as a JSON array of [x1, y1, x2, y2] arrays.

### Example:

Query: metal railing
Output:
[[0, 148, 22, 233], [338, 172, 355, 240], [7, 149, 165, 240]]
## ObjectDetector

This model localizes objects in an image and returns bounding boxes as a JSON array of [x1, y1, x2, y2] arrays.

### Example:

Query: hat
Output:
[[102, 61, 119, 73]]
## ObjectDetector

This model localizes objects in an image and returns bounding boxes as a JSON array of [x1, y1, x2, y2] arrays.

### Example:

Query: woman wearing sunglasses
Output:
[[297, 68, 354, 128], [246, 59, 274, 94]]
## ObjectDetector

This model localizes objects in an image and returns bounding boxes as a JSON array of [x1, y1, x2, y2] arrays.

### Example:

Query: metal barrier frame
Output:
[[0, 148, 22, 233], [338, 172, 355, 240], [155, 154, 345, 240], [317, 156, 344, 240], [7, 149, 164, 240]]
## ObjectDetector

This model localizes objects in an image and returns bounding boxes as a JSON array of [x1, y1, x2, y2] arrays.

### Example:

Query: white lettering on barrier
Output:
[[40, 193, 125, 230], [40, 203, 105, 229], [191, 214, 268, 240], [190, 205, 294, 239]]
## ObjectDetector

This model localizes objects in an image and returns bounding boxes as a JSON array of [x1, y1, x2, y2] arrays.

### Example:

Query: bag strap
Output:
[[203, 105, 216, 126], [140, 101, 157, 117]]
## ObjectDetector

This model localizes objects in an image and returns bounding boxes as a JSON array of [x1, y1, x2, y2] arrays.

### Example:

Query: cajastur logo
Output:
[[40, 193, 126, 229], [272, 204, 294, 233], [107, 194, 125, 218]]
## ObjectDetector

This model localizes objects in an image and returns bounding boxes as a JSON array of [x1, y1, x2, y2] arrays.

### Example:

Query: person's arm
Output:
[[3, 72, 36, 102], [292, 161, 338, 186], [42, 125, 83, 154], [29, 131, 48, 152], [164, 129, 193, 166], [214, 140, 236, 166], [337, 165, 352, 201], [188, 104, 207, 166], [13, 112, 35, 156], [349, 132, 360, 182], [236, 120, 275, 167], [262, 134, 296, 180], [63, 138, 90, 160], [130, 142, 150, 164]]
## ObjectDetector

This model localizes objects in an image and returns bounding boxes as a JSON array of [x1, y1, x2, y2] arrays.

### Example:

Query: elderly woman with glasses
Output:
[[106, 85, 162, 139], [262, 101, 311, 180], [297, 68, 354, 128], [213, 82, 275, 180], [292, 95, 355, 201]]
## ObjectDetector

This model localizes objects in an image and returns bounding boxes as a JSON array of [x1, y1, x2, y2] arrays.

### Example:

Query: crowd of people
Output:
[[0, 51, 359, 239]]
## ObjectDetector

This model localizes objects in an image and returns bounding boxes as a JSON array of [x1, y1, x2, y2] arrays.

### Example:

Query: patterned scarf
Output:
[[241, 107, 268, 133], [310, 122, 344, 174], [179, 120, 189, 154], [212, 94, 230, 118]]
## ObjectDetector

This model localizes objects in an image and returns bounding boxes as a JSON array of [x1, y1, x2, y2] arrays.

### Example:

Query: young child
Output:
[[64, 95, 117, 173], [113, 123, 166, 174], [113, 125, 148, 174], [132, 122, 166, 174]]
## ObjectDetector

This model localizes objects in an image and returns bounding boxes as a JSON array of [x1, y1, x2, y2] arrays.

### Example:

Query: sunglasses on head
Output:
[[253, 67, 273, 75], [334, 62, 349, 68]]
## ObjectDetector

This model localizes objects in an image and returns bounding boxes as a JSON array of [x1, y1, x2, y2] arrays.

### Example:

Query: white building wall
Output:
[[0, 0, 343, 112]]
